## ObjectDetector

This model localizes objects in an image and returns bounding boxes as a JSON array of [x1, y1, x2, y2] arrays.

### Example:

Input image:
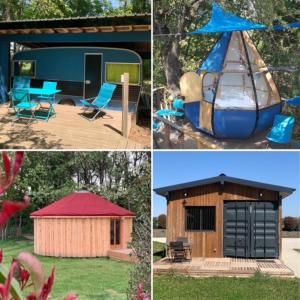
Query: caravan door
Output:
[[84, 53, 102, 99]]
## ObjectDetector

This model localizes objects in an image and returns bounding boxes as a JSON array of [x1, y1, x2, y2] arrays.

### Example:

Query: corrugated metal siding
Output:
[[224, 201, 278, 258]]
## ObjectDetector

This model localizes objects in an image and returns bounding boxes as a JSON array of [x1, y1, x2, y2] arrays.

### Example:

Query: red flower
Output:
[[0, 250, 3, 263], [0, 261, 18, 300], [0, 152, 25, 196], [0, 196, 30, 228]]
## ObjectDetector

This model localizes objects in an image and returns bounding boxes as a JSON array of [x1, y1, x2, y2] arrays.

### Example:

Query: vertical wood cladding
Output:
[[33, 217, 133, 257], [167, 182, 279, 257]]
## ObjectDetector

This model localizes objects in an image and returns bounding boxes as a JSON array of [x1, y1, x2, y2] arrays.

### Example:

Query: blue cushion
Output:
[[267, 115, 295, 144]]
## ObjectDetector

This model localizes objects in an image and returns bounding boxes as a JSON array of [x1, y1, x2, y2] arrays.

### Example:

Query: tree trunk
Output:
[[162, 37, 183, 96]]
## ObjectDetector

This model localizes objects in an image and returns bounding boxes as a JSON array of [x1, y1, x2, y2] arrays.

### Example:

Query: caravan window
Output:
[[14, 60, 36, 77], [106, 63, 140, 85]]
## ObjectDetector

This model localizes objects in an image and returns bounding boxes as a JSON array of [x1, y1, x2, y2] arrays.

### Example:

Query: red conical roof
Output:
[[30, 191, 135, 217]]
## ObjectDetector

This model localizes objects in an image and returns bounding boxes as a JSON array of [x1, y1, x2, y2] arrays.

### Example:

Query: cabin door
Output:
[[223, 201, 279, 258], [84, 54, 102, 99], [110, 219, 121, 248]]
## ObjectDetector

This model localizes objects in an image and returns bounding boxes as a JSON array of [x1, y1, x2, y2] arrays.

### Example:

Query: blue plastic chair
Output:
[[157, 99, 185, 118], [38, 81, 58, 100], [37, 81, 58, 121], [80, 83, 117, 121], [10, 89, 38, 122], [266, 114, 295, 145]]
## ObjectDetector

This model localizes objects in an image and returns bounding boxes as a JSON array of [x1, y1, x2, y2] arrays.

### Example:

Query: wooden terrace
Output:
[[0, 104, 148, 149], [154, 257, 294, 278]]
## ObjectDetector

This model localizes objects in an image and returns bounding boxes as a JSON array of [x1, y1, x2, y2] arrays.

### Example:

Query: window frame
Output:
[[13, 60, 36, 78], [185, 206, 216, 232], [105, 62, 141, 85]]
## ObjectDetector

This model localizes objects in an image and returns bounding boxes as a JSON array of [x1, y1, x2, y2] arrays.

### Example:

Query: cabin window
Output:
[[106, 63, 140, 85], [185, 206, 216, 231], [14, 60, 35, 77], [110, 219, 121, 245]]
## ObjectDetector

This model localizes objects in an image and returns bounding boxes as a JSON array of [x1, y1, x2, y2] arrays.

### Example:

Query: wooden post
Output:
[[121, 73, 129, 138]]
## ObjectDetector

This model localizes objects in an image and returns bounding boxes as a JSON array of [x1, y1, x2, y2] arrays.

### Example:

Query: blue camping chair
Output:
[[10, 89, 38, 122], [80, 83, 117, 121], [266, 114, 295, 146], [37, 81, 58, 121], [38, 81, 58, 100], [157, 99, 185, 118]]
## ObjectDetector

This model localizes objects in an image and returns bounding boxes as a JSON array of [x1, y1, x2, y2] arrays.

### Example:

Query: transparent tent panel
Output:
[[211, 32, 280, 110], [203, 73, 217, 102]]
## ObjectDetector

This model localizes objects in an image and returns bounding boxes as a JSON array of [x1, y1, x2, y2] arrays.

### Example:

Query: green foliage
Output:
[[157, 214, 166, 229], [127, 157, 151, 299], [154, 274, 300, 300], [0, 0, 149, 21], [154, 0, 300, 99]]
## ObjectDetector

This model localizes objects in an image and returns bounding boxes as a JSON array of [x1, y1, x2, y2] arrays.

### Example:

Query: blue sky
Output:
[[153, 151, 300, 217]]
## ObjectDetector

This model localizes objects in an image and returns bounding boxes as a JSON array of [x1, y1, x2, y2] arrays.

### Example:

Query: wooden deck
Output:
[[108, 248, 138, 263], [154, 257, 294, 278], [0, 104, 147, 149]]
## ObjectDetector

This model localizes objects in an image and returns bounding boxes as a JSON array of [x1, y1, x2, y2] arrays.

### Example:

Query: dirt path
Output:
[[282, 238, 300, 277]]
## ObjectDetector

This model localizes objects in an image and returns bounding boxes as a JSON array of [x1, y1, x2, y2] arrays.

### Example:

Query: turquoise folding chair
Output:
[[37, 81, 58, 121], [10, 89, 38, 122], [80, 83, 117, 121], [157, 99, 185, 118], [266, 114, 295, 147]]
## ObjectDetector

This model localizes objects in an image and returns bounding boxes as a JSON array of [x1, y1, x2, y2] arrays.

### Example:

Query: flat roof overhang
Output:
[[0, 14, 150, 34], [0, 14, 151, 57]]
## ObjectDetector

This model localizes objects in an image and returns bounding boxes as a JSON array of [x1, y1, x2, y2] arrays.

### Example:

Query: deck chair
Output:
[[10, 89, 38, 122], [266, 114, 295, 147], [157, 99, 185, 118], [169, 241, 186, 262], [38, 81, 58, 101], [80, 83, 117, 121], [37, 81, 58, 120]]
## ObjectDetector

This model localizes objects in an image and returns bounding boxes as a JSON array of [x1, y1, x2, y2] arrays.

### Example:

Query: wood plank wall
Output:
[[167, 182, 279, 257], [33, 216, 134, 257]]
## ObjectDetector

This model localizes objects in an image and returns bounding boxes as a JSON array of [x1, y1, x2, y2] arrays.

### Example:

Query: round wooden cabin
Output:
[[30, 191, 134, 257]]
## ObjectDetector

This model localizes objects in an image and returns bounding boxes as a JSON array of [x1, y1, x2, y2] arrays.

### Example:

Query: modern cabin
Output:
[[30, 191, 135, 258], [154, 174, 295, 259]]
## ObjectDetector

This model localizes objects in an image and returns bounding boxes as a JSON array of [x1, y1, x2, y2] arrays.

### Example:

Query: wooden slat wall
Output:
[[167, 182, 279, 258], [33, 217, 134, 257]]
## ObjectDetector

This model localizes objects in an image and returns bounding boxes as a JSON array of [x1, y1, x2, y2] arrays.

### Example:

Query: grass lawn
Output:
[[1, 239, 133, 300], [154, 274, 300, 300], [153, 242, 165, 262]]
